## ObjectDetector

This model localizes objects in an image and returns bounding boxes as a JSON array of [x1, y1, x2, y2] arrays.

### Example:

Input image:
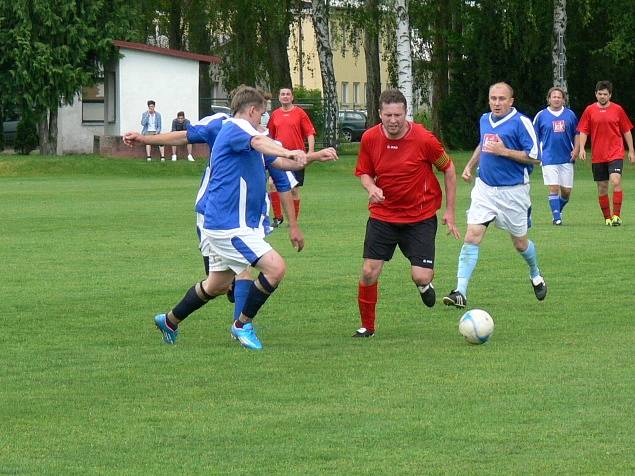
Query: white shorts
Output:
[[467, 178, 531, 237], [200, 227, 272, 274], [542, 163, 574, 187]]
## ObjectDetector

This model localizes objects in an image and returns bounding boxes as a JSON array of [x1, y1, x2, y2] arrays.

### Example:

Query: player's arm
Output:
[[435, 155, 461, 239], [271, 147, 338, 171], [482, 139, 540, 165], [307, 134, 315, 153], [623, 130, 635, 162], [571, 134, 580, 161], [462, 145, 481, 182], [279, 190, 304, 252], [251, 135, 307, 165], [578, 132, 588, 161], [359, 174, 384, 203], [123, 130, 188, 146]]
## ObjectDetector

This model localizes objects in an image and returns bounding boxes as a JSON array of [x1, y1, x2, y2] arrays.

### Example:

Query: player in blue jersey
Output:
[[533, 87, 579, 225], [443, 82, 547, 308], [131, 86, 337, 350]]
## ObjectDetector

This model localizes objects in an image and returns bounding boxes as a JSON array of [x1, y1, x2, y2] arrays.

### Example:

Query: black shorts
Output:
[[592, 160, 623, 182], [292, 169, 305, 187], [363, 216, 437, 268]]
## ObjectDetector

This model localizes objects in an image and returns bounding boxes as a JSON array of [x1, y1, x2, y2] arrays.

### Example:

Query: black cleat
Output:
[[418, 283, 436, 308], [352, 327, 374, 338], [443, 290, 467, 308], [272, 217, 284, 228], [532, 276, 547, 301]]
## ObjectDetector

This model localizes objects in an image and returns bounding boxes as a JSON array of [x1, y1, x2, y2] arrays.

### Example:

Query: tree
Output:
[[363, 0, 382, 126], [552, 0, 567, 91], [311, 0, 338, 147], [0, 0, 138, 155], [395, 0, 413, 120]]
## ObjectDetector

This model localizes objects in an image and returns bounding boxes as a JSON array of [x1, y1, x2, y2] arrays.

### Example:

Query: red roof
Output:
[[113, 40, 221, 64]]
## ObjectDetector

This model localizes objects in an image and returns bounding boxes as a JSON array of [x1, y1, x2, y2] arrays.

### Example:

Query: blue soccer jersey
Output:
[[188, 113, 230, 216], [533, 107, 578, 166], [203, 118, 270, 232], [478, 108, 538, 187]]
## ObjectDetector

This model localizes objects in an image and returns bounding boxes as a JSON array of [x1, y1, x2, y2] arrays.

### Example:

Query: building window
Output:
[[341, 82, 349, 105], [105, 71, 116, 123], [81, 83, 104, 123], [353, 82, 360, 106]]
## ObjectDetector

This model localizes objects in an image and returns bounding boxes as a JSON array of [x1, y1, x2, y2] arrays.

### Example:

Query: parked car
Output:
[[2, 113, 19, 144], [210, 105, 231, 116], [338, 110, 367, 142]]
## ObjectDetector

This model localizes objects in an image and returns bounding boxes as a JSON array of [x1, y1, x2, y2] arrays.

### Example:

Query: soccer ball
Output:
[[459, 309, 494, 345]]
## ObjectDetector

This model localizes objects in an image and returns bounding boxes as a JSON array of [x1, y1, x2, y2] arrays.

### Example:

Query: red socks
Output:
[[599, 194, 611, 219], [613, 190, 623, 217], [358, 282, 378, 332], [270, 191, 282, 219]]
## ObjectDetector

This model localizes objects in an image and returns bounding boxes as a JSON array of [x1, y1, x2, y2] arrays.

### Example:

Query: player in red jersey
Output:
[[352, 89, 461, 337], [267, 87, 316, 226], [577, 80, 635, 226]]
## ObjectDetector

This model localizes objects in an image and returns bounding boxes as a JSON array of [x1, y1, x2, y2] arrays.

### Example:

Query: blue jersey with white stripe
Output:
[[203, 118, 270, 231], [479, 108, 538, 186], [533, 107, 578, 166], [188, 113, 229, 215]]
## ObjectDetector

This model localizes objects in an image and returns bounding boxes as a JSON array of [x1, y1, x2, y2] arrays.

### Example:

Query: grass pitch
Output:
[[1, 153, 634, 475]]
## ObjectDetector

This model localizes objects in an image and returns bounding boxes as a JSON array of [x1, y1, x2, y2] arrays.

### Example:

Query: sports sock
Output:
[[241, 273, 277, 319], [233, 279, 252, 320], [613, 190, 623, 217], [171, 283, 212, 321], [270, 191, 283, 219], [599, 194, 611, 219], [165, 316, 178, 331], [559, 196, 569, 213], [520, 240, 540, 280], [456, 243, 479, 296], [358, 282, 378, 332], [293, 199, 300, 219], [548, 193, 561, 221]]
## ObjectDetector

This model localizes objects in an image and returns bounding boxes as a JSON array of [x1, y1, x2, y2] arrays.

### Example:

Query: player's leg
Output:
[[232, 267, 254, 321], [187, 143, 194, 162], [400, 217, 437, 307], [355, 218, 395, 337], [543, 165, 562, 224], [609, 160, 624, 225], [159, 145, 165, 162], [291, 170, 304, 220], [558, 163, 574, 217], [145, 143, 152, 161], [592, 163, 612, 224], [171, 144, 177, 161], [268, 177, 284, 227], [511, 234, 546, 301]]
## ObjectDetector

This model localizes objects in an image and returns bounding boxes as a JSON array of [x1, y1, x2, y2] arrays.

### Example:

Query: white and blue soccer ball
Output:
[[459, 309, 494, 344]]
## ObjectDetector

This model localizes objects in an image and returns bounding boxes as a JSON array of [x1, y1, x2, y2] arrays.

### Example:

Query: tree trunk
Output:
[[265, 26, 293, 92], [311, 0, 338, 148], [364, 0, 381, 127], [395, 0, 413, 120], [432, 0, 449, 136], [552, 0, 567, 92], [168, 0, 183, 50], [38, 109, 57, 155]]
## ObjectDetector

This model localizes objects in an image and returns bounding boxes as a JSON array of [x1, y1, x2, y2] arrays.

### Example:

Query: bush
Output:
[[15, 116, 39, 155]]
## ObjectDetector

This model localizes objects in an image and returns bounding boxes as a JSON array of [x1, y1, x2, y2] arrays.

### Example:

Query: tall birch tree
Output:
[[552, 0, 567, 92], [395, 0, 413, 120]]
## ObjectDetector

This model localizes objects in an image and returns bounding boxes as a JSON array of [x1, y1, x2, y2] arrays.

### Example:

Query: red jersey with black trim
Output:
[[577, 102, 633, 163], [267, 106, 316, 151], [355, 122, 451, 223]]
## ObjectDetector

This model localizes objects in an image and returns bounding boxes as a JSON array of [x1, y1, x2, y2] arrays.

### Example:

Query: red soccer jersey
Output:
[[577, 103, 633, 163], [267, 106, 316, 151], [355, 122, 451, 223]]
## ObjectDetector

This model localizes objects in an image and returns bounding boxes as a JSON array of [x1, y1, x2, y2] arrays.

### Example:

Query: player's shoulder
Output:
[[361, 123, 383, 142]]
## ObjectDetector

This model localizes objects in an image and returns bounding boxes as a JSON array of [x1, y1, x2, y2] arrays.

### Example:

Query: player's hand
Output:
[[578, 149, 587, 161], [628, 150, 635, 163], [368, 185, 385, 203], [442, 212, 461, 240], [482, 136, 507, 156], [123, 131, 142, 147], [309, 147, 338, 162], [288, 150, 307, 166], [288, 225, 305, 252], [462, 166, 473, 182]]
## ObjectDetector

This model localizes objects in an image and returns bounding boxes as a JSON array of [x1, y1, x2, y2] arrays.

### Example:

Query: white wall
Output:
[[116, 49, 200, 135], [57, 94, 104, 154]]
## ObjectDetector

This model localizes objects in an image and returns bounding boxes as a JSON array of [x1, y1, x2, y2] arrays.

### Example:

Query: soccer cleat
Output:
[[611, 215, 622, 226], [352, 327, 374, 338], [272, 217, 284, 228], [187, 154, 195, 162], [154, 313, 178, 344], [552, 219, 562, 226], [605, 218, 613, 226], [146, 157, 152, 162], [418, 283, 436, 308], [171, 154, 177, 161], [160, 157, 165, 162], [443, 290, 467, 308], [531, 276, 547, 301], [230, 322, 263, 350]]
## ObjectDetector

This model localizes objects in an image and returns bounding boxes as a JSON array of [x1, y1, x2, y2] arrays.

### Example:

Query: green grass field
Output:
[[1, 153, 634, 475]]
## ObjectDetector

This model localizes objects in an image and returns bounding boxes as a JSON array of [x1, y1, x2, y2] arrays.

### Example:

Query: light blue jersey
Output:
[[479, 108, 538, 187], [533, 107, 578, 166], [202, 118, 271, 232]]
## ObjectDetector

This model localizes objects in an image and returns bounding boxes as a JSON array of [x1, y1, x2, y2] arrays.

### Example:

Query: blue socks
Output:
[[233, 279, 252, 320], [520, 240, 540, 279], [457, 243, 480, 296], [548, 193, 561, 221], [560, 196, 569, 212]]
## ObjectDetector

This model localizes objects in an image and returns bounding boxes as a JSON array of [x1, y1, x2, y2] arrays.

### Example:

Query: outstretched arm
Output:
[[271, 147, 338, 171], [251, 135, 307, 164], [123, 130, 188, 146]]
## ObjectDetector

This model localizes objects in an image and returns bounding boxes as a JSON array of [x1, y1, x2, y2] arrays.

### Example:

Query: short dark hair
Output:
[[379, 89, 407, 110], [177, 111, 185, 117], [596, 80, 613, 94], [147, 100, 156, 107], [547, 86, 567, 104], [230, 85, 266, 115]]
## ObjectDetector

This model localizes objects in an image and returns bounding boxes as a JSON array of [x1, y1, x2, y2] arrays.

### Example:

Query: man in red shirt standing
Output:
[[267, 87, 317, 226], [353, 89, 461, 337], [578, 80, 635, 226]]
